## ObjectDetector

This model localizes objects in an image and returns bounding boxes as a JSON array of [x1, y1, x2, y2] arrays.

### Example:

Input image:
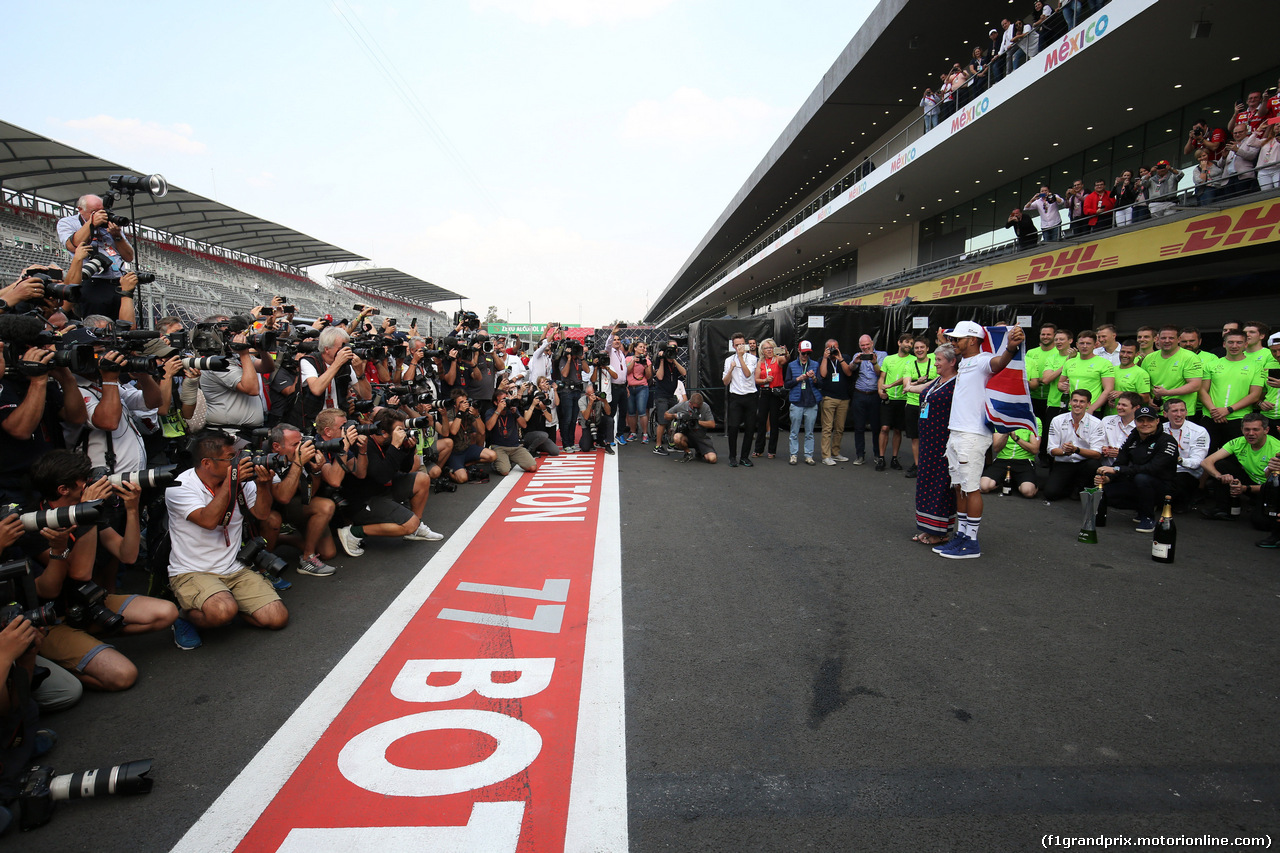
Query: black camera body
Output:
[[15, 758, 153, 831], [63, 580, 124, 635], [237, 537, 287, 580], [0, 559, 58, 631]]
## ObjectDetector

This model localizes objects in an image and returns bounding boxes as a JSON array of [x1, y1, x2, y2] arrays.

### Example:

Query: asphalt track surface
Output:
[[29, 430, 1280, 852]]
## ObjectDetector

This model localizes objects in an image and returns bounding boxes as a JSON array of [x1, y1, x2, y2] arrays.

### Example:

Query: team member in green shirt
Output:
[[1038, 328, 1076, 424], [1059, 330, 1115, 417], [1259, 332, 1280, 439], [1200, 413, 1280, 526], [1141, 325, 1203, 414], [877, 333, 914, 472], [901, 337, 936, 478], [1106, 341, 1151, 416], [1199, 330, 1265, 451], [978, 417, 1042, 498], [1179, 327, 1217, 419], [1024, 323, 1058, 461], [1242, 321, 1276, 370]]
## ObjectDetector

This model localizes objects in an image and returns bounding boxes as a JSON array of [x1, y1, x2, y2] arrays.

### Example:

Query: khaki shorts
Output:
[[171, 567, 280, 616], [40, 594, 135, 672], [946, 430, 993, 494]]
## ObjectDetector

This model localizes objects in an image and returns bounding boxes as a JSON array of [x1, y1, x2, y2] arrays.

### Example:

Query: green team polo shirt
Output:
[[1259, 353, 1280, 420], [1141, 348, 1204, 412], [1041, 350, 1070, 407], [994, 417, 1042, 461], [1222, 434, 1280, 483], [1192, 351, 1219, 415], [904, 355, 936, 407], [1204, 356, 1264, 420], [1061, 355, 1116, 406], [1025, 346, 1056, 400], [1106, 364, 1152, 415], [881, 353, 911, 401]]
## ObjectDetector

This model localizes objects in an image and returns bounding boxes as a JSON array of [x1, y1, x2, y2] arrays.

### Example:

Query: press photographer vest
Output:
[[295, 355, 352, 431]]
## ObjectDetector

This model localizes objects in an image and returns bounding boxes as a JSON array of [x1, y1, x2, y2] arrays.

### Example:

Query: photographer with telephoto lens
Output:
[[664, 392, 718, 464], [651, 338, 686, 455], [338, 408, 443, 551], [443, 389, 496, 483], [55, 194, 136, 322], [0, 315, 89, 507], [196, 315, 267, 433], [23, 451, 177, 689], [521, 377, 561, 457], [578, 383, 615, 455], [264, 424, 337, 577], [295, 326, 373, 431], [166, 432, 285, 651], [485, 387, 540, 474]]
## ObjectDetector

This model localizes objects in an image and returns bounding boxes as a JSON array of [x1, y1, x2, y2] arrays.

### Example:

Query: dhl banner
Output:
[[837, 199, 1280, 307]]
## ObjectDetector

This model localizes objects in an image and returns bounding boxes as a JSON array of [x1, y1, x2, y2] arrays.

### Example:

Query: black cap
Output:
[[1134, 405, 1160, 420]]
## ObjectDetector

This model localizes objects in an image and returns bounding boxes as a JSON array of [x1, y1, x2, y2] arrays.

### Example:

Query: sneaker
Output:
[[404, 522, 445, 541], [172, 617, 202, 651], [789, 455, 798, 465], [853, 456, 865, 465], [34, 728, 57, 758], [270, 573, 293, 591], [1255, 532, 1280, 548], [940, 537, 981, 560], [641, 434, 649, 444], [739, 457, 753, 468], [890, 457, 903, 471], [729, 457, 738, 468], [616, 434, 627, 446], [933, 533, 966, 554], [833, 455, 849, 462], [680, 450, 694, 462], [822, 457, 837, 466], [653, 445, 669, 456], [805, 457, 816, 465], [336, 525, 365, 557], [564, 445, 578, 453], [874, 457, 887, 472], [628, 433, 638, 442], [298, 554, 337, 577], [905, 464, 918, 478], [1134, 517, 1156, 533], [604, 444, 615, 455]]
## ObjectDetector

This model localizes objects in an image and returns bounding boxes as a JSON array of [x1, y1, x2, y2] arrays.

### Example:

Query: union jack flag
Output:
[[981, 326, 1038, 435]]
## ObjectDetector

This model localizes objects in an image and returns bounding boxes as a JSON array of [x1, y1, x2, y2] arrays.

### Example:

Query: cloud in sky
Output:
[[470, 0, 678, 26], [620, 87, 787, 148], [52, 115, 207, 156]]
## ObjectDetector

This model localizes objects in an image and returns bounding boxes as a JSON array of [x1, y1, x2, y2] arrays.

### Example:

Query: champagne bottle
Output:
[[1263, 472, 1280, 523], [1002, 465, 1012, 496], [1152, 494, 1176, 563], [1229, 486, 1242, 516]]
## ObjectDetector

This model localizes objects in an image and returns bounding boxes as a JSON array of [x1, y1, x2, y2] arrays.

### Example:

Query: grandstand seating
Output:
[[0, 200, 449, 334]]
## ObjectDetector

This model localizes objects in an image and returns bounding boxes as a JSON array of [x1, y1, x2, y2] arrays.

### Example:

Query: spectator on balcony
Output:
[[1023, 187, 1065, 242], [1064, 179, 1087, 235], [1143, 160, 1184, 218], [1184, 119, 1227, 164], [1193, 147, 1225, 205], [1005, 208, 1039, 251], [1258, 120, 1280, 191], [1228, 92, 1269, 136], [1006, 19, 1032, 75], [1221, 124, 1264, 200], [998, 19, 1016, 75], [920, 88, 941, 132], [1082, 179, 1117, 233], [985, 28, 1005, 88], [966, 48, 989, 98], [1036, 0, 1066, 44]]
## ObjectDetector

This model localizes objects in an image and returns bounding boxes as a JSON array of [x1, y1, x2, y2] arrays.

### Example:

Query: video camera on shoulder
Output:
[[453, 310, 480, 331]]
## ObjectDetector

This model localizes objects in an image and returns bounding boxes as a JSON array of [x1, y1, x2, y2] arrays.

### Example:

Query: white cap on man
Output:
[[799, 340, 813, 352], [944, 320, 985, 340]]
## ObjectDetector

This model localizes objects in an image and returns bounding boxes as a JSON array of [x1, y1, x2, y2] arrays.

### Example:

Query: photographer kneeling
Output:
[[27, 450, 177, 690], [337, 408, 443, 555], [166, 432, 286, 651], [485, 388, 539, 476], [443, 389, 497, 483], [264, 423, 337, 577], [664, 392, 718, 464], [578, 384, 615, 454]]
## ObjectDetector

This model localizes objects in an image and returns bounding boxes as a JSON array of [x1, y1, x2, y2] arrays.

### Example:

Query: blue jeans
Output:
[[1041, 224, 1061, 242], [789, 404, 818, 458]]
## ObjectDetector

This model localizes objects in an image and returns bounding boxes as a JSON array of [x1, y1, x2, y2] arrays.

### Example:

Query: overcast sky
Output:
[[9, 0, 874, 327]]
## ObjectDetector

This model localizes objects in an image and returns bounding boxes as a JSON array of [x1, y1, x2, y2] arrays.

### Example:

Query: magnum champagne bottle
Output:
[[1002, 466, 1012, 496], [1152, 495, 1176, 563], [1263, 472, 1280, 524]]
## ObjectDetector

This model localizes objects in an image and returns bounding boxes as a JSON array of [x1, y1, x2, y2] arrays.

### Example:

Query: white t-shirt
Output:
[[1093, 345, 1122, 367], [948, 352, 996, 435], [1048, 412, 1105, 462], [66, 377, 148, 474], [723, 352, 759, 396], [167, 469, 259, 578], [299, 359, 360, 410], [1163, 420, 1210, 476]]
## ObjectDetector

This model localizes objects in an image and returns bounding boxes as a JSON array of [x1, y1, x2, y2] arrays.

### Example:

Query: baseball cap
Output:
[[142, 338, 179, 359], [944, 320, 985, 339], [989, 28, 997, 34], [1267, 331, 1280, 346], [1156, 160, 1171, 168], [1134, 405, 1160, 420], [799, 340, 813, 352]]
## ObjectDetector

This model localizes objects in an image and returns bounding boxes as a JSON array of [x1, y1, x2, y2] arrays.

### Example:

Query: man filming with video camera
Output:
[[23, 449, 178, 689], [166, 431, 286, 651]]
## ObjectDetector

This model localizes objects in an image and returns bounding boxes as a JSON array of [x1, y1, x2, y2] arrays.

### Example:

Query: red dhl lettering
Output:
[[1025, 245, 1098, 281], [1175, 204, 1280, 253], [878, 288, 911, 305], [934, 272, 993, 298]]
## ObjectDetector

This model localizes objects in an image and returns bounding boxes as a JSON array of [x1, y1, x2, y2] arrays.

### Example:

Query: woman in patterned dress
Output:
[[906, 344, 959, 544]]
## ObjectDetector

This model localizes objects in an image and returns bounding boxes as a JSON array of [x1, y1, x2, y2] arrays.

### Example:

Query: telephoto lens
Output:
[[19, 499, 105, 532], [403, 416, 433, 429], [180, 355, 230, 371], [107, 465, 177, 488]]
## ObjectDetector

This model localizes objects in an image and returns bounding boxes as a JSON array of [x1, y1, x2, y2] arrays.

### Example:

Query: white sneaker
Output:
[[833, 455, 850, 462], [404, 523, 445, 542], [822, 457, 837, 466], [336, 525, 364, 557]]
